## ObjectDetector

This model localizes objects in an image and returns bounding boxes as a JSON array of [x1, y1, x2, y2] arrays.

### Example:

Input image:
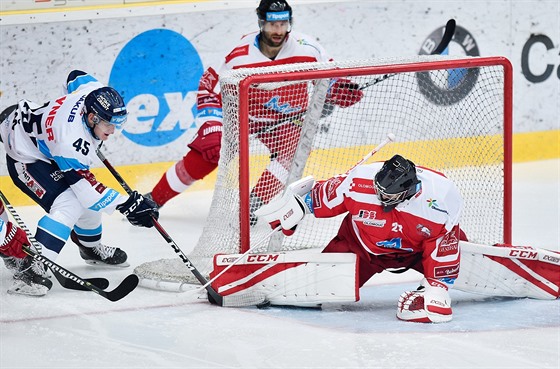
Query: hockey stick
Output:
[[199, 226, 281, 291], [0, 191, 139, 301], [96, 149, 267, 307], [344, 133, 396, 175], [359, 19, 456, 90], [460, 241, 560, 266]]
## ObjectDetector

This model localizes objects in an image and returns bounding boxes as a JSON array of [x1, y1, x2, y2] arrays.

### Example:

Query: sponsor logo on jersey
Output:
[[225, 45, 250, 64], [45, 96, 66, 141], [325, 177, 342, 201], [434, 263, 460, 279], [263, 96, 303, 114], [417, 24, 480, 105], [110, 29, 203, 147], [426, 198, 449, 214], [375, 238, 413, 252], [20, 170, 45, 199], [349, 178, 375, 194], [68, 95, 85, 123], [354, 209, 386, 227], [437, 232, 459, 257], [94, 190, 118, 211], [49, 170, 64, 182]]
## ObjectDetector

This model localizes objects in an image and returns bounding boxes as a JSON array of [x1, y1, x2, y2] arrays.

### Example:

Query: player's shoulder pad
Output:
[[224, 32, 256, 64], [66, 71, 102, 94]]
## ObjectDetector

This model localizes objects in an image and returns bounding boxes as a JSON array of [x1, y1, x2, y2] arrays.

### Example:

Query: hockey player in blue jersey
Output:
[[0, 70, 159, 296]]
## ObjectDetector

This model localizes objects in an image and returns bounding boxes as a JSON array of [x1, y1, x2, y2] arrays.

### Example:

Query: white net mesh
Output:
[[134, 56, 511, 287]]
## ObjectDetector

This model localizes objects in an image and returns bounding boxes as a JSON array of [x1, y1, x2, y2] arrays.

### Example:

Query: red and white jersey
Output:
[[311, 162, 464, 282], [196, 31, 332, 131]]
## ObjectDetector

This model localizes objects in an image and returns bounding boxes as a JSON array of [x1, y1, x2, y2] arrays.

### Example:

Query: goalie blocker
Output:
[[210, 241, 559, 311]]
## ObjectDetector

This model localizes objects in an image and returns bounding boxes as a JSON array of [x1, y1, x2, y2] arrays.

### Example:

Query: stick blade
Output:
[[432, 19, 456, 55], [104, 274, 139, 302], [52, 274, 110, 291]]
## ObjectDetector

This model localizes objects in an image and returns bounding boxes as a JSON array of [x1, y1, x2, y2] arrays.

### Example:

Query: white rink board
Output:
[[0, 0, 558, 172]]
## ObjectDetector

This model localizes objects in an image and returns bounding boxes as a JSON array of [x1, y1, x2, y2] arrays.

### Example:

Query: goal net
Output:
[[135, 55, 513, 289]]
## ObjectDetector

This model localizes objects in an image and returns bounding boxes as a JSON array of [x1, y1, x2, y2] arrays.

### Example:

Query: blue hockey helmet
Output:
[[374, 154, 421, 212], [84, 87, 127, 129]]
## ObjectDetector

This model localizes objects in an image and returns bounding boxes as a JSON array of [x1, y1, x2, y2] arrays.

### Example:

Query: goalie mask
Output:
[[84, 86, 128, 130], [374, 154, 421, 212], [256, 0, 293, 32]]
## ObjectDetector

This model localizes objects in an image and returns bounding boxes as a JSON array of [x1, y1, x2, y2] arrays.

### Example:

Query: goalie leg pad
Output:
[[456, 241, 560, 299], [211, 252, 359, 307]]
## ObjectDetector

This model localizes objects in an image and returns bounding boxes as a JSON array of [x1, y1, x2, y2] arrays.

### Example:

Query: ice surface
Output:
[[1, 160, 558, 368]]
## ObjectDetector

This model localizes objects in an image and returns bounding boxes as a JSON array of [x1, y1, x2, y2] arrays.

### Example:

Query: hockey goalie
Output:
[[209, 154, 559, 323]]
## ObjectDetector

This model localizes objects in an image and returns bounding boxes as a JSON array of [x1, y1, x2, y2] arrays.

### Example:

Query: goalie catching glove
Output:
[[254, 176, 314, 236], [397, 278, 453, 323], [117, 191, 160, 228], [326, 78, 363, 108]]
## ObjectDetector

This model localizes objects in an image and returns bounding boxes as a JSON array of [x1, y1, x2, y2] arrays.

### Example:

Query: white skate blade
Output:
[[83, 259, 130, 268], [7, 280, 48, 297]]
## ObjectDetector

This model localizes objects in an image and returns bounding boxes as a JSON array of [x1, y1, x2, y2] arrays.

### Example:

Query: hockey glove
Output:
[[188, 120, 223, 164], [117, 191, 160, 228], [326, 78, 363, 108], [397, 278, 452, 323], [254, 176, 314, 236], [0, 222, 29, 259]]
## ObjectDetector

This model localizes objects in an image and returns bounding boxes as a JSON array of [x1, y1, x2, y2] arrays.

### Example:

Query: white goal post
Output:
[[135, 55, 513, 288]]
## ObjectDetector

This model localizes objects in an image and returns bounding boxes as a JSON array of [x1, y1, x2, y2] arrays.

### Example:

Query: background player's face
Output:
[[261, 21, 289, 47]]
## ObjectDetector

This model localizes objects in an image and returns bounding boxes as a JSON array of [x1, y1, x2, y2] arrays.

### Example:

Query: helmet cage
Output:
[[374, 182, 408, 206], [373, 154, 421, 208]]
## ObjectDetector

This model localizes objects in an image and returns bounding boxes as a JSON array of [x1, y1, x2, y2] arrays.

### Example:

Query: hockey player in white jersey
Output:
[[145, 0, 363, 221], [257, 154, 464, 322], [0, 70, 159, 296]]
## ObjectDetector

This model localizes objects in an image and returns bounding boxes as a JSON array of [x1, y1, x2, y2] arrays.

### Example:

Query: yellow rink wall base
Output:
[[1, 129, 558, 206]]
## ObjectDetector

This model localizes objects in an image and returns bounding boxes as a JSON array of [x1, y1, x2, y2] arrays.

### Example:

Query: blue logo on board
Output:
[[109, 29, 203, 146]]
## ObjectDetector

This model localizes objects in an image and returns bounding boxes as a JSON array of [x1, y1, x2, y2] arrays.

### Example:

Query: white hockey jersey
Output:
[[311, 162, 464, 282], [196, 31, 332, 129], [0, 72, 127, 213]]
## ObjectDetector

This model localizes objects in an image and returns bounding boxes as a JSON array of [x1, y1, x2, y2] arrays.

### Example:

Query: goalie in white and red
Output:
[[256, 154, 465, 323]]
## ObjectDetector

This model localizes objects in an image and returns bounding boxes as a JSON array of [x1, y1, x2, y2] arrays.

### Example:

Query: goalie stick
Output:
[[344, 133, 396, 175], [0, 191, 139, 301], [359, 19, 456, 90], [96, 149, 267, 307]]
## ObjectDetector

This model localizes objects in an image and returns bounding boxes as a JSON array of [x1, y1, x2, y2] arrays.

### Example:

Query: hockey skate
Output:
[[8, 256, 53, 297], [1, 254, 21, 272], [71, 230, 129, 267]]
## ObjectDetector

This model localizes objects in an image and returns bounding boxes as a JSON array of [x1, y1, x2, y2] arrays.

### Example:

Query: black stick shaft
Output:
[[96, 149, 225, 306]]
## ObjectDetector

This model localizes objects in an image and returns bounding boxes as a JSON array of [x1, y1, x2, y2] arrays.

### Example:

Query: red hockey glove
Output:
[[0, 222, 29, 259], [188, 120, 223, 164], [397, 278, 452, 323], [326, 78, 363, 108]]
